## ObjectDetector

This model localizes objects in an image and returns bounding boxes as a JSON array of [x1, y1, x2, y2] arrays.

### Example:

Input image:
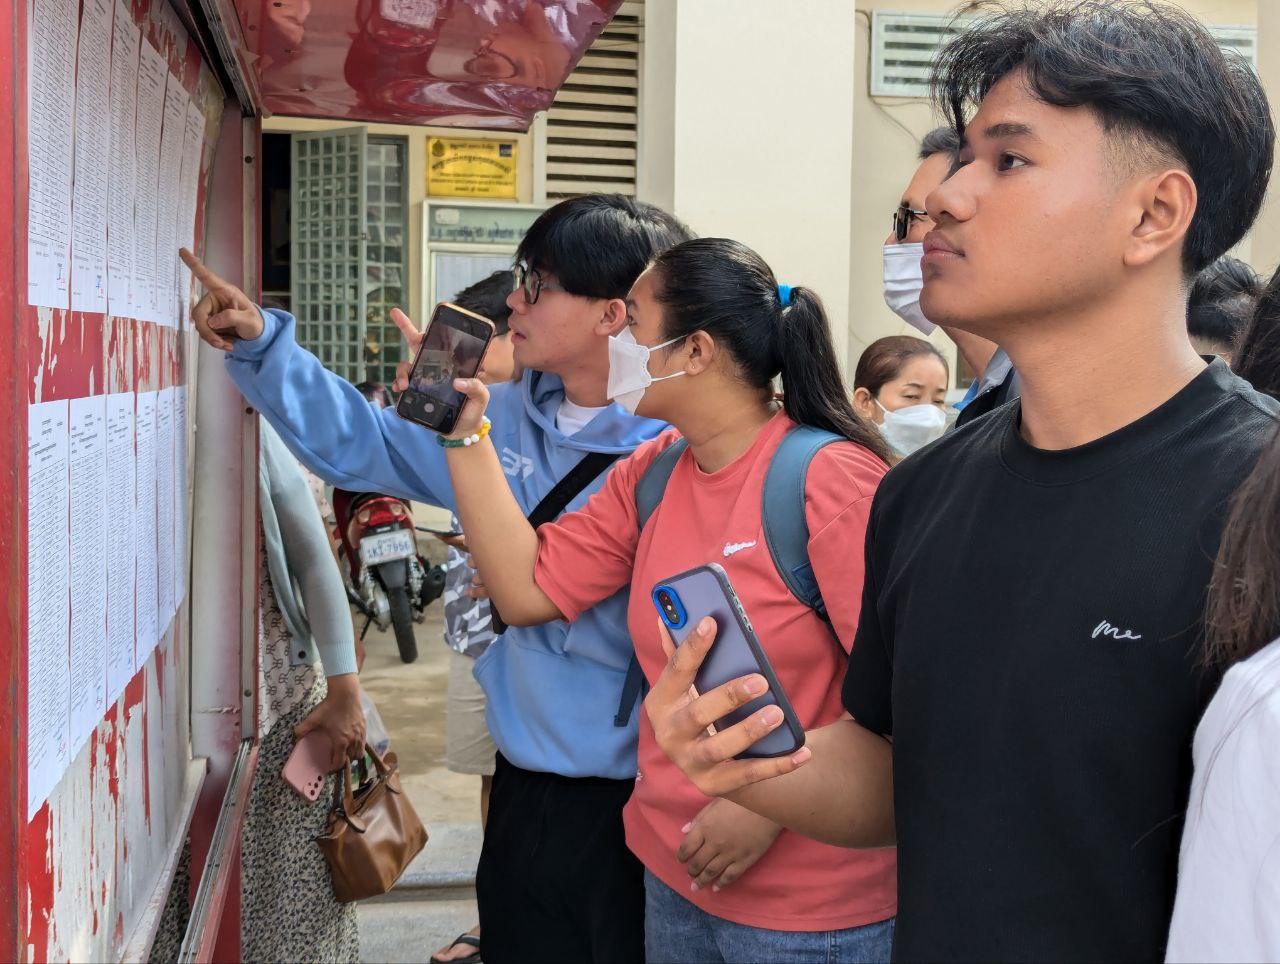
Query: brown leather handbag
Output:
[[316, 745, 428, 902]]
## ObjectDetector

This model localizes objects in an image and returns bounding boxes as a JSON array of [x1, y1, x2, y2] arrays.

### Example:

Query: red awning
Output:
[[236, 0, 621, 129]]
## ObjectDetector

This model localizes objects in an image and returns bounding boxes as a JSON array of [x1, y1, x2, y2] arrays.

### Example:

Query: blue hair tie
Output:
[[777, 284, 793, 307]]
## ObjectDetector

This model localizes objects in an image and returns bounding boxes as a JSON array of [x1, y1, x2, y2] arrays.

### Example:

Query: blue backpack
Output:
[[612, 425, 841, 727]]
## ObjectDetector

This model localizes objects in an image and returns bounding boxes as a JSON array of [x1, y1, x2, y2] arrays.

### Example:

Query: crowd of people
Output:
[[178, 1, 1280, 961]]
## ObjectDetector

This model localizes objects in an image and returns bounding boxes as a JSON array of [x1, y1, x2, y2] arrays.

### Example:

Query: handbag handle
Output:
[[330, 742, 398, 832]]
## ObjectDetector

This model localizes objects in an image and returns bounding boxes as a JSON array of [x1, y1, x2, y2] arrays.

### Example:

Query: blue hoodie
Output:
[[226, 308, 668, 780]]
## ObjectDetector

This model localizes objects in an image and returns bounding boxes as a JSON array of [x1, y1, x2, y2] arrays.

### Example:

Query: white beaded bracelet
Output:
[[439, 416, 492, 449]]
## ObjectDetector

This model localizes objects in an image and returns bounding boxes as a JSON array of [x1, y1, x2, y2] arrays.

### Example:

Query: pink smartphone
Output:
[[282, 730, 334, 802]]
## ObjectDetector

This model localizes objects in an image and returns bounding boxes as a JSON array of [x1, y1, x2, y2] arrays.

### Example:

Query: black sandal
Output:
[[430, 933, 481, 964]]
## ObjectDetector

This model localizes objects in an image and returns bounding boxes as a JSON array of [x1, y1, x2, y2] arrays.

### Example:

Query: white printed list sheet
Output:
[[27, 0, 79, 308], [27, 401, 71, 820]]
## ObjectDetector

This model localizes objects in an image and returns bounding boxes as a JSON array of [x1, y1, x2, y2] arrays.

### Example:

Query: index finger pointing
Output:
[[390, 308, 421, 343], [180, 248, 224, 288]]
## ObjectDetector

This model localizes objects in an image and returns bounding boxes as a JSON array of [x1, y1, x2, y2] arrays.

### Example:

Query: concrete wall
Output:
[[638, 0, 860, 367], [1254, 0, 1280, 275]]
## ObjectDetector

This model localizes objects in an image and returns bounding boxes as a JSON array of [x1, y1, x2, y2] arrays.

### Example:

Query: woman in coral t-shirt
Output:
[[442, 238, 898, 962]]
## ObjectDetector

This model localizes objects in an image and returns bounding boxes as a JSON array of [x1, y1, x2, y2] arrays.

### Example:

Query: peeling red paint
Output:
[[155, 644, 165, 704], [25, 805, 52, 959], [103, 712, 120, 805], [122, 674, 153, 828]]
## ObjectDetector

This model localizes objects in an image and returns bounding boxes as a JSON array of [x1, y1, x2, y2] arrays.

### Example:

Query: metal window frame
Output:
[[289, 126, 368, 382], [363, 134, 411, 387]]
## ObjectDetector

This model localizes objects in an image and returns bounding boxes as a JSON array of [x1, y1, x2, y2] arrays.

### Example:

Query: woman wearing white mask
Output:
[[852, 336, 950, 460], [438, 238, 899, 963]]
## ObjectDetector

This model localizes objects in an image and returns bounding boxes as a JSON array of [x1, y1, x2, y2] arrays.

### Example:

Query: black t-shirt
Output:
[[843, 360, 1278, 962]]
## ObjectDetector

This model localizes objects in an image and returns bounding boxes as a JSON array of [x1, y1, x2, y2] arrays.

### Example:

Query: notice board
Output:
[[14, 0, 224, 957]]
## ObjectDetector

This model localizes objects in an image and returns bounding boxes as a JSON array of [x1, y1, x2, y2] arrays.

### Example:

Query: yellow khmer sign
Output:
[[427, 137, 519, 199]]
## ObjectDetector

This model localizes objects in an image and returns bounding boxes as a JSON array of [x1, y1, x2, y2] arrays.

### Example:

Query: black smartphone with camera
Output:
[[651, 563, 804, 759], [396, 302, 495, 435]]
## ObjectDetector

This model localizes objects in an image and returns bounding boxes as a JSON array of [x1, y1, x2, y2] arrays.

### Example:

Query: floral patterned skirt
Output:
[[241, 675, 359, 963]]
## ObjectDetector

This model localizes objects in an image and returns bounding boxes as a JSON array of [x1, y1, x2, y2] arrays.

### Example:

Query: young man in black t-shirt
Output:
[[642, 2, 1279, 961]]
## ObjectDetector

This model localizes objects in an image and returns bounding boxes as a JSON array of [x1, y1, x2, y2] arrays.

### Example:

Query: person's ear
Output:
[[852, 386, 878, 422], [1123, 168, 1196, 269], [596, 298, 629, 337], [682, 331, 716, 376]]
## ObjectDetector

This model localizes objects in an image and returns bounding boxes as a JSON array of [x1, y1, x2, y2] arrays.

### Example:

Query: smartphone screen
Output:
[[397, 303, 494, 434]]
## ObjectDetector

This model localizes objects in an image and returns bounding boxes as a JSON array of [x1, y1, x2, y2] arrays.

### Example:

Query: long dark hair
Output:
[[1205, 428, 1280, 668], [650, 238, 892, 465], [1233, 264, 1280, 401]]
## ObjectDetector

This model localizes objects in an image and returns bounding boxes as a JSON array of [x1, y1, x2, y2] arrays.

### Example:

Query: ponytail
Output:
[[777, 288, 893, 464], [651, 238, 891, 466]]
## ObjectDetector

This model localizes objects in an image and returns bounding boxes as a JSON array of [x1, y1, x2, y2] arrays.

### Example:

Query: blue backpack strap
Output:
[[613, 655, 648, 727], [616, 438, 688, 727], [634, 437, 688, 532], [761, 425, 842, 622]]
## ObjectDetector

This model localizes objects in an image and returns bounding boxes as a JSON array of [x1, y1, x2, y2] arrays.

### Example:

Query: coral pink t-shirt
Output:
[[535, 413, 897, 932]]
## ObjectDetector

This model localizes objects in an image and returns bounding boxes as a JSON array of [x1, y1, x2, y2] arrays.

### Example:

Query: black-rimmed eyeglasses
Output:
[[513, 262, 567, 305], [892, 203, 929, 243]]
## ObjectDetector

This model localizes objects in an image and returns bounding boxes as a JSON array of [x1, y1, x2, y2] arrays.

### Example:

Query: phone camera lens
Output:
[[657, 590, 680, 623]]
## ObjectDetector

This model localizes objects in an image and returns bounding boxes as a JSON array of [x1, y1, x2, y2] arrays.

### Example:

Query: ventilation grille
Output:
[[544, 0, 642, 199], [1210, 25, 1257, 68], [871, 11, 1258, 99], [870, 12, 972, 99]]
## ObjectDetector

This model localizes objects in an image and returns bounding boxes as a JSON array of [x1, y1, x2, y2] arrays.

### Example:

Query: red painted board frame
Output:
[[11, 0, 226, 959]]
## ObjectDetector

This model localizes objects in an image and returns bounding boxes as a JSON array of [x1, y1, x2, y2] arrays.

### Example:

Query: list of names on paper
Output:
[[105, 393, 137, 705], [106, 1, 140, 318], [27, 0, 79, 308], [68, 396, 108, 756], [69, 0, 114, 313], [27, 401, 70, 819]]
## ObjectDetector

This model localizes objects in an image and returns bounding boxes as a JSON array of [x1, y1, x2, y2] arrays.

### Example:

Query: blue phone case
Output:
[[652, 563, 805, 759]]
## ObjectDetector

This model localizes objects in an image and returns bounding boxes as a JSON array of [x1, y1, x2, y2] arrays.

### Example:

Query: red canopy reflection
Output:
[[240, 0, 622, 129]]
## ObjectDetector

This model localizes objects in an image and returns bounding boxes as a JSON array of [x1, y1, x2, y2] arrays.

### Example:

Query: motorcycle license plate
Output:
[[359, 530, 416, 566]]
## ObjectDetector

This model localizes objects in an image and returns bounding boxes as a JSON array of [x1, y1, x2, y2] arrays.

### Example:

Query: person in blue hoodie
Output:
[[179, 194, 693, 963]]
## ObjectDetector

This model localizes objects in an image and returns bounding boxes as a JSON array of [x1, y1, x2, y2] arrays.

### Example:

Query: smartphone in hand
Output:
[[652, 563, 805, 759], [396, 302, 495, 435], [282, 729, 335, 802]]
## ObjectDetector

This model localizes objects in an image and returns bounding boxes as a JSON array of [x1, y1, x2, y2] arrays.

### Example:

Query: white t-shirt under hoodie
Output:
[[1166, 637, 1280, 962]]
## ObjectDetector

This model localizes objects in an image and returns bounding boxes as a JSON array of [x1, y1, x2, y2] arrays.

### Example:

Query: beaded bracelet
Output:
[[438, 416, 492, 449]]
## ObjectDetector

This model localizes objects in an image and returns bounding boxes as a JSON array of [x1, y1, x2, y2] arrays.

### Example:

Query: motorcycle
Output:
[[332, 488, 445, 663]]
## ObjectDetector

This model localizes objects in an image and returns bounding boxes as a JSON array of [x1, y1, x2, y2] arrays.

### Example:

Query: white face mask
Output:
[[606, 328, 687, 415], [883, 242, 935, 335], [876, 398, 947, 457]]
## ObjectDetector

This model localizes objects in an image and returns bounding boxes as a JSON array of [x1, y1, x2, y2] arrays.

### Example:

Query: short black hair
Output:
[[1187, 255, 1261, 354], [919, 126, 961, 162], [516, 194, 694, 300], [1234, 264, 1280, 400], [932, 0, 1274, 272], [453, 270, 514, 336]]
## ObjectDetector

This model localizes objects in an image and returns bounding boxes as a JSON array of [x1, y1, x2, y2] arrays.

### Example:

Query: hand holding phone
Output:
[[652, 564, 804, 759], [395, 302, 495, 435]]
